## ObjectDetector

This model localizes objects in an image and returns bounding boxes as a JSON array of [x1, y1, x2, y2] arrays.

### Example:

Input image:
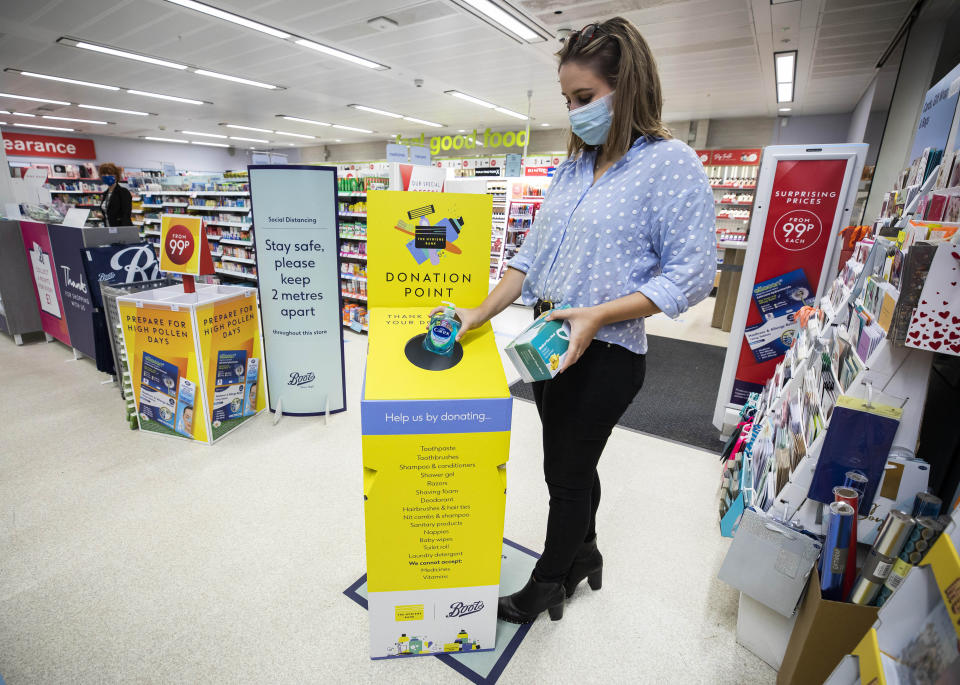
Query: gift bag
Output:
[[905, 243, 960, 356]]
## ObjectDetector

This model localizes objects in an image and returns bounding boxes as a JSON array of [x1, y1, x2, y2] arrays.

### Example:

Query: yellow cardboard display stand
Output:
[[361, 190, 511, 659], [117, 283, 267, 443]]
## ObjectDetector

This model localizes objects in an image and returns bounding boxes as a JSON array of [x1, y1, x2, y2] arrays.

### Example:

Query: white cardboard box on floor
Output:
[[736, 592, 798, 670]]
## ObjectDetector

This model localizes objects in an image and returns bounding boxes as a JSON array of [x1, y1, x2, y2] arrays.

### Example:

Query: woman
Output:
[[97, 163, 133, 226], [441, 17, 716, 624]]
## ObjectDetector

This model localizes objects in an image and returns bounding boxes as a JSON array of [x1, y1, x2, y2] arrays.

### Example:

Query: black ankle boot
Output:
[[563, 537, 603, 598], [497, 573, 565, 624]]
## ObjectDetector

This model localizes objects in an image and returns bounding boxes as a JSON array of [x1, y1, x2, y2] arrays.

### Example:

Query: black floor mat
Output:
[[509, 334, 726, 453]]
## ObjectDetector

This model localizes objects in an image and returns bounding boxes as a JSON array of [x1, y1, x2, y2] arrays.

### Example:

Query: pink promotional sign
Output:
[[19, 221, 71, 345]]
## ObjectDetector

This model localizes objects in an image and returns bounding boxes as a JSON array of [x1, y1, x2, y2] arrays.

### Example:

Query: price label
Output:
[[159, 215, 206, 275], [773, 209, 822, 252], [165, 225, 196, 265]]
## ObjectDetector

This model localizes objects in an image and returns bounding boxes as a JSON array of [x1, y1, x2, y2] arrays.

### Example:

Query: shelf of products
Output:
[[336, 174, 387, 332]]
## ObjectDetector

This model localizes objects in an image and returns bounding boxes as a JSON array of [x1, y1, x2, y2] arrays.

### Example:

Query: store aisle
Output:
[[0, 325, 770, 685]]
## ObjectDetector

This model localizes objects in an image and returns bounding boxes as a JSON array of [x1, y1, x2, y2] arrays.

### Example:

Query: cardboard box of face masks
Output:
[[505, 310, 571, 382]]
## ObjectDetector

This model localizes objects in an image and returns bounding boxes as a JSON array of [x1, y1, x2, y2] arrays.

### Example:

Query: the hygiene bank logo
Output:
[[446, 600, 484, 618], [393, 202, 466, 266]]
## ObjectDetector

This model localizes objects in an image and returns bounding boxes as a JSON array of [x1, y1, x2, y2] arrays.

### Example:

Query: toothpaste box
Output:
[[505, 310, 571, 382]]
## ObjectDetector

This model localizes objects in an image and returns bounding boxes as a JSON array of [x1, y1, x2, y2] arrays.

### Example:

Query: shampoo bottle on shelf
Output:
[[423, 302, 461, 356]]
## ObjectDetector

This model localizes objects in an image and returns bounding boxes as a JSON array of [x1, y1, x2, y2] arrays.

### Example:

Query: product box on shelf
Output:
[[361, 190, 510, 659], [116, 283, 267, 444]]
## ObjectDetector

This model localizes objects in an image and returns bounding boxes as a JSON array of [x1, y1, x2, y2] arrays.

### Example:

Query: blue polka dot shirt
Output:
[[507, 137, 717, 354]]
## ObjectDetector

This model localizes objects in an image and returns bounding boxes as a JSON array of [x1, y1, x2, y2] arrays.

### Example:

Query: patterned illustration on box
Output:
[[389, 627, 483, 657], [394, 202, 465, 265]]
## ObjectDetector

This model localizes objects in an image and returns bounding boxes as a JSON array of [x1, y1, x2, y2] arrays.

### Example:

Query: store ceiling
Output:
[[0, 0, 913, 150]]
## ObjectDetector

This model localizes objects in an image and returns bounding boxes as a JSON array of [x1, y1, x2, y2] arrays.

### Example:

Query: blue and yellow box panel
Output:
[[361, 189, 510, 659]]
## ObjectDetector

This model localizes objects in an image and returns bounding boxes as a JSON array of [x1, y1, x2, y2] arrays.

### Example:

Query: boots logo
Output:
[[446, 601, 484, 618], [288, 371, 315, 386], [107, 245, 161, 283]]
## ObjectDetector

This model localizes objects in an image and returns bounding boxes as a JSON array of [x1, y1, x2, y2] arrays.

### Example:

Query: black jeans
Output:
[[531, 339, 646, 582]]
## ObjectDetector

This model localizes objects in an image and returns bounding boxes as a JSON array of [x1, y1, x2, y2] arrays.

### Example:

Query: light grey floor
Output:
[[0, 301, 774, 684]]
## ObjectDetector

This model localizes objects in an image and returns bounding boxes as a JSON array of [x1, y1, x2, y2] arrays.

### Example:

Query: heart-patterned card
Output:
[[905, 243, 960, 356]]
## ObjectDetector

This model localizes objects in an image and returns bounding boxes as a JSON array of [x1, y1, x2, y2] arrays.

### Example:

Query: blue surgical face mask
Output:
[[569, 91, 614, 146], [101, 174, 116, 186]]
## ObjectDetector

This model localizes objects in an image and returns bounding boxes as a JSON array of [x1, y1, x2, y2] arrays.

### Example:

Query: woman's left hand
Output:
[[546, 306, 605, 373]]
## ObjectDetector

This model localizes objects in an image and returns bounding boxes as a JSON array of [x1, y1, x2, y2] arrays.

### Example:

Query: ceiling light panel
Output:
[[194, 69, 278, 89], [13, 123, 74, 131], [274, 130, 316, 139], [62, 39, 189, 70], [161, 0, 291, 39], [181, 130, 227, 138], [0, 92, 70, 106], [332, 124, 373, 133], [42, 115, 108, 125], [350, 104, 402, 118], [278, 115, 330, 127], [445, 90, 496, 108], [79, 104, 152, 116], [294, 39, 387, 70], [494, 106, 527, 120], [402, 116, 443, 128], [229, 136, 269, 143], [127, 89, 206, 105], [459, 0, 543, 42], [225, 124, 273, 133], [191, 140, 229, 147], [16, 70, 119, 90], [143, 136, 188, 143]]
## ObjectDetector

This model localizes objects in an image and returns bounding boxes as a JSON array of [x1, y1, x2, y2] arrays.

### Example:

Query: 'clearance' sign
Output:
[[2, 131, 97, 159]]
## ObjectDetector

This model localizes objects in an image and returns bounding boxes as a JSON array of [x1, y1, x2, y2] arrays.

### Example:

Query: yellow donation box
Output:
[[116, 283, 267, 443], [361, 190, 511, 659]]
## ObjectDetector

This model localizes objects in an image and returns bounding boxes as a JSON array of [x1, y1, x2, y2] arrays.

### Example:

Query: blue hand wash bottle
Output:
[[423, 301, 461, 356]]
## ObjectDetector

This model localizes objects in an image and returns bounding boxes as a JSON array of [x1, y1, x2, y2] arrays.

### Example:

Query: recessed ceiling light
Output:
[[229, 136, 269, 143], [778, 107, 792, 112], [278, 115, 331, 127], [334, 139, 342, 142], [294, 39, 387, 70], [540, 122, 549, 127], [143, 136, 188, 143], [775, 50, 796, 103], [350, 104, 402, 118], [191, 140, 229, 147], [42, 115, 108, 125], [0, 92, 70, 106], [332, 124, 373, 133], [225, 124, 273, 133], [285, 143, 295, 146], [12, 122, 74, 131], [18, 70, 119, 91], [66, 39, 189, 70], [445, 90, 496, 108], [495, 106, 527, 120], [182, 130, 227, 138], [79, 104, 151, 116], [274, 130, 316, 139], [161, 0, 291, 39], [402, 116, 444, 128], [460, 0, 543, 42], [777, 83, 793, 103], [457, 129, 467, 133], [0, 111, 37, 118], [127, 89, 206, 105], [194, 69, 278, 89]]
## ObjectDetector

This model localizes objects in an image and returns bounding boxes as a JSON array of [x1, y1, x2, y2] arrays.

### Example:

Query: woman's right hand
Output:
[[429, 305, 486, 341]]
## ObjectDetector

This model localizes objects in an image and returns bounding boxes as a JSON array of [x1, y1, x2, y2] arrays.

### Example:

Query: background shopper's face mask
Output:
[[101, 174, 116, 186], [569, 92, 615, 146]]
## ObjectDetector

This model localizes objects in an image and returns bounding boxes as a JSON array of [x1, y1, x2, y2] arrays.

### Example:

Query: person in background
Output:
[[97, 163, 132, 226], [436, 16, 716, 624]]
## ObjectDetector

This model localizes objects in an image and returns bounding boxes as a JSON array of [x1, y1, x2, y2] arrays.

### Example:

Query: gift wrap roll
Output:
[[833, 486, 860, 600], [874, 516, 945, 606], [849, 509, 914, 605], [843, 471, 869, 501], [911, 492, 942, 519], [821, 501, 856, 601]]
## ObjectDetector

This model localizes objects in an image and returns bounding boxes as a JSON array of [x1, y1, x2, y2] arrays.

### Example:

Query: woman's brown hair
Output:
[[97, 162, 122, 178], [557, 17, 671, 159]]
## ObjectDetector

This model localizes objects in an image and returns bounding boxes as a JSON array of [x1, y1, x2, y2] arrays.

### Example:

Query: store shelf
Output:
[[191, 191, 249, 197], [339, 211, 367, 218], [220, 238, 253, 247], [188, 205, 250, 212], [340, 273, 367, 282], [342, 292, 367, 301], [215, 268, 257, 281], [716, 201, 754, 206], [716, 215, 750, 221], [221, 255, 256, 265], [142, 218, 161, 224], [339, 234, 367, 241], [51, 189, 102, 194], [131, 209, 143, 214], [717, 241, 749, 250], [206, 220, 251, 228], [206, 235, 221, 242], [340, 253, 367, 261], [144, 229, 161, 236], [162, 202, 188, 207], [343, 321, 369, 332], [711, 184, 756, 190], [337, 191, 367, 197]]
